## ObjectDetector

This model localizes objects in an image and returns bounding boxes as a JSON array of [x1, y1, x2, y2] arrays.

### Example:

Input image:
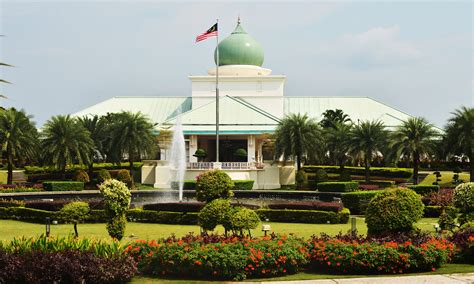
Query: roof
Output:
[[161, 95, 280, 135]]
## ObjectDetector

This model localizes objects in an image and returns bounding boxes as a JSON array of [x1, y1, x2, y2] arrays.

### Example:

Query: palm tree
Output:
[[324, 122, 353, 172], [274, 113, 321, 171], [349, 120, 388, 182], [78, 115, 107, 176], [108, 111, 155, 171], [0, 62, 12, 99], [445, 106, 474, 182], [319, 109, 352, 129], [390, 117, 438, 184], [41, 115, 94, 174], [0, 108, 39, 184]]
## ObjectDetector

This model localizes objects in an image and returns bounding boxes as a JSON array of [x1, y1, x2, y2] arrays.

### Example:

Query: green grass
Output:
[[0, 217, 440, 243], [130, 264, 474, 283], [0, 171, 7, 184], [419, 171, 470, 188]]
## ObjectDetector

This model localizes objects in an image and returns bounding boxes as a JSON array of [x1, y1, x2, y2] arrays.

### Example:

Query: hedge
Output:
[[171, 180, 198, 190], [408, 185, 440, 196], [359, 180, 395, 188], [142, 202, 204, 212], [233, 180, 254, 190], [256, 208, 350, 224], [26, 200, 105, 211], [127, 209, 198, 225], [341, 190, 385, 215], [423, 206, 454, 218], [24, 162, 143, 174], [43, 181, 84, 191], [317, 182, 359, 192], [0, 207, 56, 222], [267, 201, 343, 212], [303, 166, 413, 178]]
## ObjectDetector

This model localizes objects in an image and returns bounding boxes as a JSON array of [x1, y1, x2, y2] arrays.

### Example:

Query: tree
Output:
[[107, 111, 155, 172], [324, 122, 352, 172], [390, 117, 438, 184], [319, 109, 351, 129], [0, 62, 12, 99], [349, 120, 388, 182], [41, 115, 94, 174], [78, 115, 107, 176], [274, 113, 321, 171], [0, 108, 39, 184], [58, 201, 90, 238], [445, 106, 474, 182]]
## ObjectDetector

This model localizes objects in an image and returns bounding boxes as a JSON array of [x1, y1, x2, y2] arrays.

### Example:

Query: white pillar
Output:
[[247, 135, 256, 163], [189, 135, 198, 163]]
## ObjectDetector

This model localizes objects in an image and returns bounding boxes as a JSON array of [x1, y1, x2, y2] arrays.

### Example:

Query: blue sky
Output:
[[0, 1, 472, 127]]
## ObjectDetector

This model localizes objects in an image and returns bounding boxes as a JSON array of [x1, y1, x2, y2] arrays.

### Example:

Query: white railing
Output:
[[187, 162, 264, 170]]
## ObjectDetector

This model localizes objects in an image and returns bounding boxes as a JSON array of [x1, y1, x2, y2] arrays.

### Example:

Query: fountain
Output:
[[168, 111, 186, 201]]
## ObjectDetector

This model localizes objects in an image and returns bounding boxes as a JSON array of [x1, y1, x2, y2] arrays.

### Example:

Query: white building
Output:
[[74, 20, 415, 189]]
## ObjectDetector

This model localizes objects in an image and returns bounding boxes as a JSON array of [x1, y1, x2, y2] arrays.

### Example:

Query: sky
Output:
[[0, 0, 472, 128]]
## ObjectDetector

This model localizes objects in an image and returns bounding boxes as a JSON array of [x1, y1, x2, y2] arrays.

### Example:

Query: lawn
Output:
[[0, 217, 439, 242], [0, 171, 7, 184], [419, 171, 470, 187]]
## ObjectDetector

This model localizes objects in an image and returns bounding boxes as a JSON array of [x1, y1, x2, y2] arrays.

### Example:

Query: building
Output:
[[74, 20, 415, 189]]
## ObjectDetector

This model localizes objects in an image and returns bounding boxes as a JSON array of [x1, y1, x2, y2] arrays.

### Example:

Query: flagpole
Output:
[[215, 19, 220, 164]]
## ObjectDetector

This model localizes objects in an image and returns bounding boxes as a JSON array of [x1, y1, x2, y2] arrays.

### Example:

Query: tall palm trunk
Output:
[[364, 154, 370, 182], [128, 146, 134, 172], [470, 152, 474, 182], [7, 146, 13, 184], [296, 155, 301, 171], [413, 150, 419, 185]]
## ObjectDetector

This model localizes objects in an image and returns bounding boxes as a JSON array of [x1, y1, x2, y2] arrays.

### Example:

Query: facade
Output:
[[74, 21, 416, 189]]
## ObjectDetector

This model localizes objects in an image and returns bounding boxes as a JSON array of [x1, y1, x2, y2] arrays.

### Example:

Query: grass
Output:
[[0, 217, 440, 243], [419, 171, 470, 187], [0, 171, 7, 184], [130, 264, 474, 283]]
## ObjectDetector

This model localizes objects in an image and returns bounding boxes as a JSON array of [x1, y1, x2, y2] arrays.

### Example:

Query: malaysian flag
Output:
[[196, 23, 218, 42]]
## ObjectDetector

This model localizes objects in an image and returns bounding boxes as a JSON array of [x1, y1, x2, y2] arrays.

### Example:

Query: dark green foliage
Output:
[[230, 207, 260, 232], [233, 180, 254, 190], [359, 180, 395, 188], [453, 182, 474, 226], [127, 209, 198, 224], [195, 170, 234, 202], [74, 170, 90, 183], [303, 165, 412, 179], [58, 202, 90, 237], [295, 170, 307, 188], [171, 180, 197, 190], [314, 169, 328, 184], [116, 169, 132, 188], [423, 205, 449, 218], [0, 207, 56, 222], [98, 169, 111, 183], [233, 148, 247, 158], [408, 185, 440, 196], [106, 214, 127, 240], [142, 202, 204, 212], [193, 148, 207, 158], [319, 109, 351, 129], [366, 188, 424, 235], [317, 182, 358, 192], [339, 171, 352, 181], [43, 181, 84, 191], [198, 199, 232, 231], [0, 199, 24, 208], [267, 201, 343, 212], [341, 190, 385, 215], [256, 208, 350, 224]]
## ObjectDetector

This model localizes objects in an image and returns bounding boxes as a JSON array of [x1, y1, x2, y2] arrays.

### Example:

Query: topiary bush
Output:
[[314, 169, 329, 184], [338, 171, 352, 182], [230, 207, 260, 234], [98, 179, 131, 240], [317, 182, 358, 192], [408, 185, 440, 196], [74, 170, 90, 183], [58, 201, 90, 238], [195, 170, 234, 202], [198, 198, 232, 231], [295, 170, 307, 188], [43, 181, 84, 191], [366, 188, 424, 235], [453, 182, 474, 226], [116, 169, 133, 188], [97, 169, 111, 183]]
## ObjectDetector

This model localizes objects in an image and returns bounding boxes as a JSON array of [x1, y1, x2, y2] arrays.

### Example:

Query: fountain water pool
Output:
[[168, 111, 186, 201]]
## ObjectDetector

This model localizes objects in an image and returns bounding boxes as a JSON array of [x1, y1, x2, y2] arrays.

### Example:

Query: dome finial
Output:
[[237, 14, 241, 24]]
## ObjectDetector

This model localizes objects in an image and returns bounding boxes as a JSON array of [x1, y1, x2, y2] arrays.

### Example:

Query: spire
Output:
[[237, 15, 241, 24]]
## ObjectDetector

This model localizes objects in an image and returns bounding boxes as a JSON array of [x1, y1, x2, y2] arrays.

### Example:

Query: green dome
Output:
[[214, 23, 264, 67]]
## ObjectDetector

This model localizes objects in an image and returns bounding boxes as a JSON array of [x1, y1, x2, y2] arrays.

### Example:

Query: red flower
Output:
[[194, 260, 202, 266], [327, 261, 331, 266]]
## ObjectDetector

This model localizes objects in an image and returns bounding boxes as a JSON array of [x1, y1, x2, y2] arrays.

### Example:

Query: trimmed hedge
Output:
[[24, 162, 143, 174], [256, 208, 350, 224], [0, 199, 24, 208], [25, 200, 105, 211], [359, 180, 395, 188], [424, 205, 445, 218], [171, 180, 198, 190], [341, 190, 385, 215], [0, 207, 56, 222], [267, 202, 343, 212], [317, 182, 358, 192], [127, 209, 198, 225], [408, 185, 440, 196], [303, 165, 413, 178], [233, 180, 254, 190], [142, 202, 204, 212], [43, 181, 84, 191]]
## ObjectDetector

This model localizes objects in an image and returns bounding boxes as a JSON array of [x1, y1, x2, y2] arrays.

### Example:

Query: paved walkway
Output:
[[258, 273, 474, 284]]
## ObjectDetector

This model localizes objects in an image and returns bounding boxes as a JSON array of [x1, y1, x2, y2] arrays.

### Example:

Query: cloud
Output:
[[314, 26, 422, 69]]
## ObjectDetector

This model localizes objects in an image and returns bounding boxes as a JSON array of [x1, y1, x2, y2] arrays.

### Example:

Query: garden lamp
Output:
[[262, 224, 271, 236]]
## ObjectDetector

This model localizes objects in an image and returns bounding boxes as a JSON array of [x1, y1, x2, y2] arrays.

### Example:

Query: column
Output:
[[247, 135, 256, 163], [189, 135, 198, 163]]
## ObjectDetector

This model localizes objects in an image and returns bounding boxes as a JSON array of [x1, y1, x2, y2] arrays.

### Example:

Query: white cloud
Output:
[[314, 26, 422, 68]]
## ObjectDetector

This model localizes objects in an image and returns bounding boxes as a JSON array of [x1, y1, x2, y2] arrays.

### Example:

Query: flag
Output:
[[196, 23, 218, 42]]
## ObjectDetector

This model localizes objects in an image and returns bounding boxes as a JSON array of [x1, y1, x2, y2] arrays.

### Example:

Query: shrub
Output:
[[0, 199, 24, 208], [408, 185, 440, 196], [98, 169, 111, 183], [74, 170, 90, 183], [317, 182, 358, 192], [233, 180, 254, 190], [230, 207, 260, 233], [25, 200, 104, 212], [448, 227, 474, 264], [314, 169, 329, 184], [339, 171, 352, 182], [58, 202, 90, 238], [295, 170, 307, 188], [359, 180, 395, 188], [0, 207, 56, 223], [425, 189, 454, 207], [171, 180, 196, 190], [127, 209, 198, 225], [366, 188, 424, 235], [198, 199, 232, 231], [142, 202, 204, 212], [195, 170, 234, 202], [99, 179, 131, 240], [43, 181, 84, 191], [341, 190, 385, 215], [256, 208, 350, 224], [303, 166, 413, 179], [453, 182, 474, 225], [268, 201, 343, 212], [424, 206, 447, 218], [116, 169, 133, 188]]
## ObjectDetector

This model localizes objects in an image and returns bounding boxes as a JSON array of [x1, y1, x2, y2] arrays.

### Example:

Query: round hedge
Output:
[[74, 170, 90, 183], [195, 170, 234, 202], [453, 182, 474, 213], [230, 207, 260, 232], [198, 198, 232, 231], [365, 188, 424, 235]]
